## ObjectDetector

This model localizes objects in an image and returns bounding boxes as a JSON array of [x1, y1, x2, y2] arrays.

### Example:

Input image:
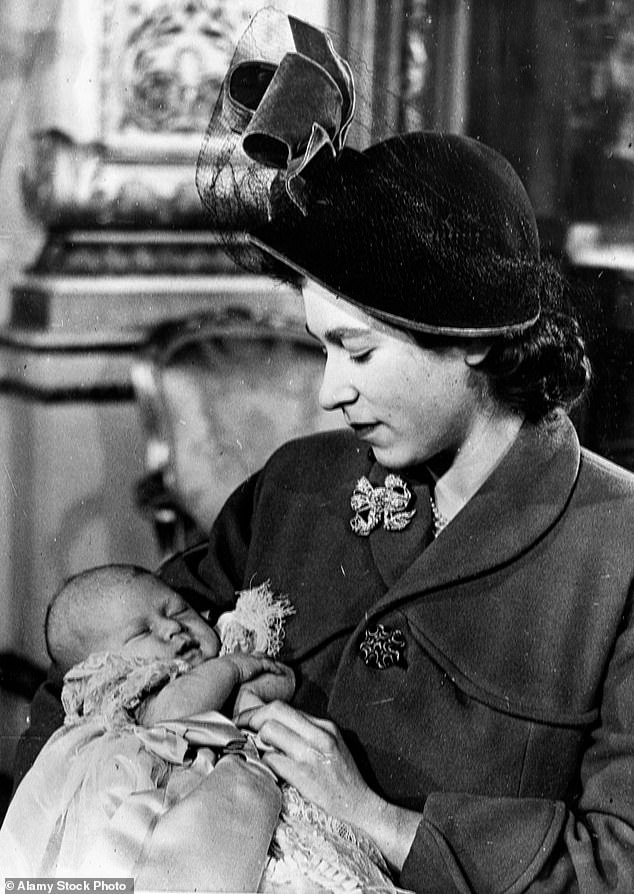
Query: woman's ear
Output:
[[463, 338, 494, 367]]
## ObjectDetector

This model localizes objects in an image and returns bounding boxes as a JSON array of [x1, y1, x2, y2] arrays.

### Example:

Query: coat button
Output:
[[359, 624, 406, 669]]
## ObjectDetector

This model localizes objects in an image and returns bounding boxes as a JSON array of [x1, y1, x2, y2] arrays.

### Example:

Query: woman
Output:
[[16, 11, 634, 893]]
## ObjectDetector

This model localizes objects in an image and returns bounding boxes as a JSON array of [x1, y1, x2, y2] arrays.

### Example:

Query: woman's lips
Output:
[[349, 422, 379, 438]]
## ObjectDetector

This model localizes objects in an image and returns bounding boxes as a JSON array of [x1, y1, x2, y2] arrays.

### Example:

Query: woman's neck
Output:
[[428, 410, 525, 523]]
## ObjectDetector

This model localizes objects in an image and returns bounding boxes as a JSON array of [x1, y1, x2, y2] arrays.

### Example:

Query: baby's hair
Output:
[[45, 564, 151, 674]]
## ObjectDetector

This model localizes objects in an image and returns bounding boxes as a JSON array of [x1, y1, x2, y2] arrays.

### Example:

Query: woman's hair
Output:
[[474, 310, 591, 423], [413, 262, 592, 423], [472, 264, 592, 422]]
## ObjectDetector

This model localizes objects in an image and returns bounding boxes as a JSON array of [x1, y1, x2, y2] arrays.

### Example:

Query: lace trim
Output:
[[262, 784, 395, 892], [217, 581, 294, 657], [62, 653, 190, 729]]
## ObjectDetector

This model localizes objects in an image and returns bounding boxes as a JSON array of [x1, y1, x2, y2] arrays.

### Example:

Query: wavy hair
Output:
[[412, 261, 592, 423], [472, 263, 592, 422]]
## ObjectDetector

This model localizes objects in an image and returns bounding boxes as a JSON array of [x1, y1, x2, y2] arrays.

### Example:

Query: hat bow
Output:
[[222, 14, 355, 212]]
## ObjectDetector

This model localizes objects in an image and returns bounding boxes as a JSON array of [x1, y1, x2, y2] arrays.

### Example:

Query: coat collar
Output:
[[366, 412, 581, 618]]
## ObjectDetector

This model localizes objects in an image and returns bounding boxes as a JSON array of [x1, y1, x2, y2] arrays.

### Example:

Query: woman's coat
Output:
[[163, 412, 634, 893], [16, 413, 634, 892]]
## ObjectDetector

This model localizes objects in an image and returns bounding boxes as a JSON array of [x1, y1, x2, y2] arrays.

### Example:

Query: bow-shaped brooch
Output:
[[350, 474, 416, 537]]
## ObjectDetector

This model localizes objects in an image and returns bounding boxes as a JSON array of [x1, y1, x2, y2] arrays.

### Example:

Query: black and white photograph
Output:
[[1, 1, 634, 891]]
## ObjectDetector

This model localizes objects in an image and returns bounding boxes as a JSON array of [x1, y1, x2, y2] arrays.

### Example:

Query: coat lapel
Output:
[[365, 413, 581, 619], [365, 465, 434, 588]]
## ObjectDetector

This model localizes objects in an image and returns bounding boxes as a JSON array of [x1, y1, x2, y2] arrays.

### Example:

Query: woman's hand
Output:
[[235, 700, 421, 872], [236, 699, 371, 821]]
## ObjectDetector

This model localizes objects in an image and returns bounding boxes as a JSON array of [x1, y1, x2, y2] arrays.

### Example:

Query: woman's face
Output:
[[89, 575, 220, 667], [303, 281, 486, 470]]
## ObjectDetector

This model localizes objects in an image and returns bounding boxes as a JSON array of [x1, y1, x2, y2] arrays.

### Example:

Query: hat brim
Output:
[[248, 234, 541, 337]]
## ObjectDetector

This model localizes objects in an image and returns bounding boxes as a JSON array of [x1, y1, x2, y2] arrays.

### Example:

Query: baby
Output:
[[1, 565, 398, 893], [44, 563, 295, 725]]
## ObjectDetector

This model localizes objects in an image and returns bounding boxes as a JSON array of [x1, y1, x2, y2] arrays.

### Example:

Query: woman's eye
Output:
[[349, 350, 372, 364]]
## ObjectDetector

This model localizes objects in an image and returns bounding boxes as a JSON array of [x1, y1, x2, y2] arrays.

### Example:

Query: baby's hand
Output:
[[231, 660, 295, 718], [138, 654, 294, 726], [224, 652, 290, 685]]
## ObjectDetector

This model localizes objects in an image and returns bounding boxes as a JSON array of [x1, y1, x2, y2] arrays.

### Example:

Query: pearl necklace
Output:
[[429, 495, 449, 537]]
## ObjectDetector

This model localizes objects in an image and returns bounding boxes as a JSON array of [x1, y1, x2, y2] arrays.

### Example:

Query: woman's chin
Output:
[[371, 444, 426, 470]]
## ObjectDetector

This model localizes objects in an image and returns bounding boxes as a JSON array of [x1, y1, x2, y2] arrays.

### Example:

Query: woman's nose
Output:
[[318, 354, 357, 411]]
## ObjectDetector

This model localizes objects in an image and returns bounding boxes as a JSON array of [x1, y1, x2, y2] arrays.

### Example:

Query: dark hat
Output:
[[197, 10, 542, 336]]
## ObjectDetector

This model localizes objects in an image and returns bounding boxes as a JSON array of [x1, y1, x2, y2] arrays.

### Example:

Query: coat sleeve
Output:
[[159, 471, 261, 618], [11, 674, 65, 793], [399, 594, 634, 894]]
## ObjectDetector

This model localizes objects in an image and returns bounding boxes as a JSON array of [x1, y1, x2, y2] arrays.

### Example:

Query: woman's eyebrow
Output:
[[305, 324, 372, 342]]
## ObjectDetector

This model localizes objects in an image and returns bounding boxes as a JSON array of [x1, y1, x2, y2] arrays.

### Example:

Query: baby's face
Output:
[[90, 575, 220, 666]]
